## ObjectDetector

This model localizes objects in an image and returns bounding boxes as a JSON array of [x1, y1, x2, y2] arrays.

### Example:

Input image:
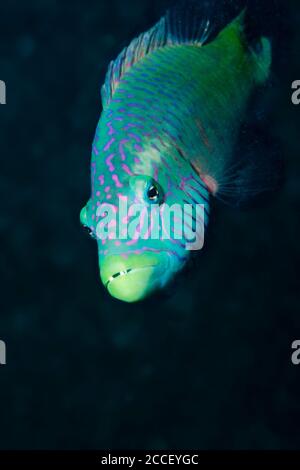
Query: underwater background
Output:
[[0, 0, 300, 450]]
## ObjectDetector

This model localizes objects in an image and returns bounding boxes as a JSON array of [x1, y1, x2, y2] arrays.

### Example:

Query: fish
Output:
[[80, 0, 281, 303]]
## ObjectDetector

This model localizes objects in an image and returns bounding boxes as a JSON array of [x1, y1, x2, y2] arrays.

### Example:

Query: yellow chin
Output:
[[100, 253, 170, 303], [106, 266, 160, 303]]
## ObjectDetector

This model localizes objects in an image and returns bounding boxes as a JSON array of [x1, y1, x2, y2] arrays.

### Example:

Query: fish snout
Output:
[[99, 253, 170, 303]]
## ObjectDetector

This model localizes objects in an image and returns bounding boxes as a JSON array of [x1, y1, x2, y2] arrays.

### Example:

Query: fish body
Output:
[[81, 0, 276, 303]]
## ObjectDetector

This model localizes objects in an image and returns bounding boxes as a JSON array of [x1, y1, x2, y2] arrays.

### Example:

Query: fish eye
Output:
[[147, 185, 159, 201], [129, 175, 164, 205], [146, 182, 163, 204]]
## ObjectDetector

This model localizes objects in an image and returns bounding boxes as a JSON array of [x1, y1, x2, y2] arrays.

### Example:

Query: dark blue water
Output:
[[0, 0, 299, 450]]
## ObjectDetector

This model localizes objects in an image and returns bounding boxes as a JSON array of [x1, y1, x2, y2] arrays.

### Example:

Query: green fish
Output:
[[80, 0, 279, 303]]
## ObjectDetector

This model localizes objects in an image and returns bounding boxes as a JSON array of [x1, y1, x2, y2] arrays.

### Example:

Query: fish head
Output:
[[80, 165, 208, 302], [81, 115, 209, 303]]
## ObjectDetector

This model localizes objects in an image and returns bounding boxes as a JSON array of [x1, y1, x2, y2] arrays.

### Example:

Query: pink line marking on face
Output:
[[112, 174, 123, 188], [105, 153, 116, 172], [126, 239, 138, 246], [104, 138, 115, 152], [134, 157, 141, 164], [106, 121, 115, 136], [104, 186, 111, 193], [115, 241, 121, 247], [106, 194, 112, 200], [119, 139, 130, 161], [128, 132, 141, 143], [91, 162, 96, 196], [96, 191, 101, 197], [123, 123, 144, 131], [179, 178, 186, 190], [93, 145, 99, 155], [98, 175, 105, 185], [122, 164, 133, 176], [134, 144, 143, 152]]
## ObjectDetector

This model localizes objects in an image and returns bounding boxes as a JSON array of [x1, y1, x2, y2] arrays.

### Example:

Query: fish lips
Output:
[[100, 252, 171, 303]]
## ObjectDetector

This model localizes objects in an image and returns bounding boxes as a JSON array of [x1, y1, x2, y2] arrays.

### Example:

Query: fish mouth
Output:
[[105, 264, 157, 289], [105, 267, 156, 288], [105, 268, 133, 287], [100, 253, 171, 303]]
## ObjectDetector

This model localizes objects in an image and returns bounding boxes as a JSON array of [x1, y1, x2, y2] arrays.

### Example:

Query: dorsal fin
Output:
[[101, 0, 249, 108]]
